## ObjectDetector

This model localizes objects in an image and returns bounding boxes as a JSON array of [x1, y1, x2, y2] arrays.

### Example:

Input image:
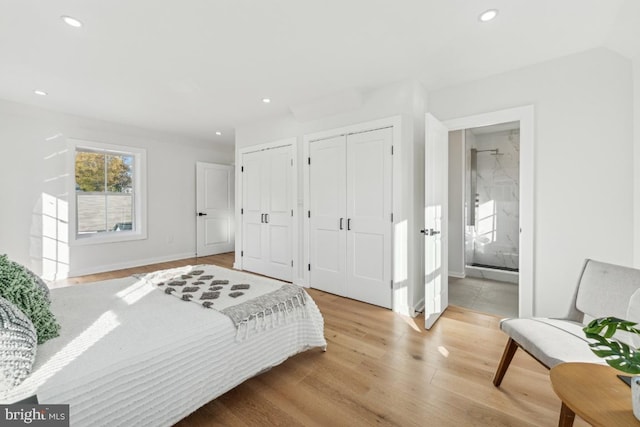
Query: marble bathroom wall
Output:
[[466, 127, 520, 271]]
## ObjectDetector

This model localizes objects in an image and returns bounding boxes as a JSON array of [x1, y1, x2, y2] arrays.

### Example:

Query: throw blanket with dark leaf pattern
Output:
[[139, 265, 307, 340]]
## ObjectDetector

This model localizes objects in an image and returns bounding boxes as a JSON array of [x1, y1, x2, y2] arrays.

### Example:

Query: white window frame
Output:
[[69, 138, 147, 245]]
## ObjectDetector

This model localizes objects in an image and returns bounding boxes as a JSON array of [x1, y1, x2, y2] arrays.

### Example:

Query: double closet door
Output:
[[309, 127, 392, 308], [241, 145, 293, 282]]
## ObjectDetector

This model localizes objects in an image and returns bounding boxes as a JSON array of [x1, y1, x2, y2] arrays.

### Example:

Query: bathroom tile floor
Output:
[[449, 276, 518, 318]]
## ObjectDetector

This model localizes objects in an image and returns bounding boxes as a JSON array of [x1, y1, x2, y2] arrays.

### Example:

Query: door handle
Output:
[[347, 218, 351, 231], [265, 213, 269, 223], [261, 213, 265, 223], [420, 228, 440, 236], [198, 212, 207, 217], [339, 218, 344, 230]]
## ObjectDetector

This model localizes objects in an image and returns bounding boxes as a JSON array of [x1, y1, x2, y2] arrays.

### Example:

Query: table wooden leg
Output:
[[558, 402, 575, 427]]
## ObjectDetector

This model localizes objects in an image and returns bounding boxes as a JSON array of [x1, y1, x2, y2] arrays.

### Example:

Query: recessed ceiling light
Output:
[[34, 90, 48, 96], [61, 15, 83, 28], [479, 9, 498, 22], [262, 98, 271, 104], [215, 131, 222, 136]]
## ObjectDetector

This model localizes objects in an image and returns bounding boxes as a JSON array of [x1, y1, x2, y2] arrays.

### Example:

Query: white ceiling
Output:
[[1, 0, 639, 144]]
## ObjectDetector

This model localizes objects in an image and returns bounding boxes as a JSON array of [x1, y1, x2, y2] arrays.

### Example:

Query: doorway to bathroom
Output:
[[442, 105, 534, 318], [448, 121, 520, 318]]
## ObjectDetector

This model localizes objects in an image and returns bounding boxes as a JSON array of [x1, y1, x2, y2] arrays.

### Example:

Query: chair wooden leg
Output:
[[493, 337, 519, 387]]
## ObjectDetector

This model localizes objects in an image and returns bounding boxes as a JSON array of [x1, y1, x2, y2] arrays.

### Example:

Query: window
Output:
[[71, 140, 146, 244]]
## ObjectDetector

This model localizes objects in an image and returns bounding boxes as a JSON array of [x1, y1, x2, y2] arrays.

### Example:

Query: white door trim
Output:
[[235, 138, 298, 282], [443, 105, 535, 318]]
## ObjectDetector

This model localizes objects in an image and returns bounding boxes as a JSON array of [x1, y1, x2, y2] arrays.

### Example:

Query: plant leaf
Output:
[[583, 316, 640, 375]]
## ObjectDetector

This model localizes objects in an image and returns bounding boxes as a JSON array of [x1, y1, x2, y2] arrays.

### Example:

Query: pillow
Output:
[[25, 267, 50, 302], [0, 255, 60, 344], [626, 289, 640, 348], [0, 296, 37, 392]]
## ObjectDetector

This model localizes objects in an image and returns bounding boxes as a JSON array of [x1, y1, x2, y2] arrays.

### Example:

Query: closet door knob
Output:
[[261, 213, 265, 223], [265, 213, 269, 223], [339, 218, 344, 230], [421, 228, 440, 236], [347, 218, 352, 230]]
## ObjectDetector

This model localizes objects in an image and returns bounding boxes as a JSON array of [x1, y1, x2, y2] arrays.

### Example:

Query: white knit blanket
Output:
[[139, 265, 307, 340]]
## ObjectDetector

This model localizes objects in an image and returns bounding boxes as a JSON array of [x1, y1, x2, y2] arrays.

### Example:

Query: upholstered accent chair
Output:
[[493, 258, 640, 387]]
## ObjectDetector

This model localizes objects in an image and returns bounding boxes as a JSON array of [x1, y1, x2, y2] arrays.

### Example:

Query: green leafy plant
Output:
[[583, 317, 640, 375]]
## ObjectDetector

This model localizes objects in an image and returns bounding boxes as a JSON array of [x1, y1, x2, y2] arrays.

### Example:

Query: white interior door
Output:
[[241, 146, 294, 282], [264, 145, 293, 281], [241, 150, 266, 273], [309, 136, 347, 295], [424, 114, 449, 329], [196, 162, 235, 256], [346, 128, 392, 308]]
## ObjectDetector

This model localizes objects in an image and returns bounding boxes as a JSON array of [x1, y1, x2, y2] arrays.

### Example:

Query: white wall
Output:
[[447, 130, 465, 277], [429, 47, 634, 317], [235, 80, 427, 315], [634, 53, 640, 267], [0, 99, 233, 279]]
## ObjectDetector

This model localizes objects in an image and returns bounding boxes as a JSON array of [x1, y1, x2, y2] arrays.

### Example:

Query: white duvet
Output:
[[0, 273, 327, 426]]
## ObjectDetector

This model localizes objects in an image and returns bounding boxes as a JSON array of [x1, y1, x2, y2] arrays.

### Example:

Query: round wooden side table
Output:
[[550, 362, 638, 427]]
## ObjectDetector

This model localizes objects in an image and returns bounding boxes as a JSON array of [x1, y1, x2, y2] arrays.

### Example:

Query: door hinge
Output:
[[308, 210, 311, 218], [241, 251, 244, 257], [391, 213, 393, 222], [308, 157, 311, 165], [291, 260, 294, 267], [308, 264, 311, 271], [241, 166, 244, 172], [391, 145, 394, 155], [241, 208, 244, 215], [390, 280, 393, 289], [291, 209, 293, 217], [291, 159, 293, 166]]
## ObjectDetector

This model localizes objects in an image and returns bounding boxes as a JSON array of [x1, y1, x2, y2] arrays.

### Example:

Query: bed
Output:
[[0, 264, 327, 426]]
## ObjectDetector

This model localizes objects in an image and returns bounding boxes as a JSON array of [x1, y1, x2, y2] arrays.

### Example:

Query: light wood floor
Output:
[[62, 253, 588, 427]]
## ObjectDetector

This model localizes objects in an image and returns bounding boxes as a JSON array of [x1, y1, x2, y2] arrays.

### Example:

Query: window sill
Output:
[[72, 231, 147, 246]]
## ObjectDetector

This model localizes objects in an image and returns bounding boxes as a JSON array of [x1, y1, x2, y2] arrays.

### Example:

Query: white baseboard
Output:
[[294, 279, 310, 288], [448, 271, 466, 279], [68, 252, 196, 278]]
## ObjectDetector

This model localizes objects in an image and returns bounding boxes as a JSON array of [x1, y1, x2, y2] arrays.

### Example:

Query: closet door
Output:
[[345, 128, 392, 308], [264, 145, 293, 282], [241, 150, 267, 274], [309, 136, 347, 295]]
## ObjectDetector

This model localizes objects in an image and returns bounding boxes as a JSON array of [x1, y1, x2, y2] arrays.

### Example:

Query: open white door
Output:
[[196, 162, 235, 256], [424, 114, 448, 329]]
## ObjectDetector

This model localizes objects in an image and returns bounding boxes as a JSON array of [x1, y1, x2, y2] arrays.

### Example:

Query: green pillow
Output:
[[0, 255, 60, 344]]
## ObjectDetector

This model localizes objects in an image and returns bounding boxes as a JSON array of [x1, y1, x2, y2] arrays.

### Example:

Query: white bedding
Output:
[[0, 272, 327, 426]]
